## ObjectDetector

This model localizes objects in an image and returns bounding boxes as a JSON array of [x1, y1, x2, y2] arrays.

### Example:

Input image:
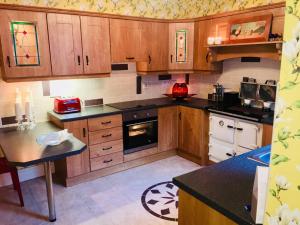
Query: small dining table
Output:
[[0, 122, 87, 222]]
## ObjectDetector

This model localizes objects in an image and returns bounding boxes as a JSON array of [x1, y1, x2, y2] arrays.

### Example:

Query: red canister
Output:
[[172, 83, 188, 98]]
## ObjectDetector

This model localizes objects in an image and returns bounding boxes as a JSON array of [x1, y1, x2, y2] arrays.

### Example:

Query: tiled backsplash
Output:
[[0, 58, 280, 122]]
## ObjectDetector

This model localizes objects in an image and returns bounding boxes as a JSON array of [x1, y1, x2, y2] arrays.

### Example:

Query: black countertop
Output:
[[48, 97, 274, 125], [48, 105, 121, 122], [0, 122, 87, 167], [173, 147, 269, 225]]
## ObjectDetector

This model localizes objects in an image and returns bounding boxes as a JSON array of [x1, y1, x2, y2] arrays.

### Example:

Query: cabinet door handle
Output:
[[148, 55, 152, 65], [206, 52, 209, 63], [226, 153, 233, 157], [77, 56, 81, 65], [101, 121, 112, 125], [102, 146, 113, 151], [170, 54, 173, 63], [86, 56, 89, 65], [179, 112, 182, 120], [7, 56, 11, 67], [236, 127, 243, 131], [103, 159, 113, 164], [83, 128, 86, 138], [227, 125, 235, 129], [102, 134, 112, 138], [126, 57, 135, 60]]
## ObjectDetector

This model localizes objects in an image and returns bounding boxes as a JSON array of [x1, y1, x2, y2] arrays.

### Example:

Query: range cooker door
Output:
[[236, 121, 260, 150], [208, 140, 235, 163], [210, 114, 235, 144]]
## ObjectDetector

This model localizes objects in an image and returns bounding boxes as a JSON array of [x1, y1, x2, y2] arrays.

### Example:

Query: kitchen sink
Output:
[[248, 145, 271, 165]]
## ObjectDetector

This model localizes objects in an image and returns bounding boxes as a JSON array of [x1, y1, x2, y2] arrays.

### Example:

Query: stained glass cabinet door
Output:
[[0, 10, 51, 79], [169, 23, 194, 71]]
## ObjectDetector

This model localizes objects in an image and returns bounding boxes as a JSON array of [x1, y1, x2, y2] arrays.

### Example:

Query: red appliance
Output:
[[172, 83, 189, 98], [54, 97, 81, 114]]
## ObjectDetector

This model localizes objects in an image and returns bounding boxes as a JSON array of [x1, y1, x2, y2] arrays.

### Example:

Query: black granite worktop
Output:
[[48, 97, 274, 125], [0, 122, 87, 167], [173, 147, 269, 225], [48, 105, 121, 122]]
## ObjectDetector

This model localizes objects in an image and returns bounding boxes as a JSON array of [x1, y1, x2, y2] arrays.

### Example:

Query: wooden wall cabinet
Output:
[[137, 22, 169, 72], [169, 23, 194, 71], [110, 19, 147, 63], [158, 106, 178, 152], [194, 19, 222, 73], [0, 10, 51, 80], [178, 106, 209, 165], [47, 13, 83, 76], [81, 16, 111, 74], [48, 13, 111, 76]]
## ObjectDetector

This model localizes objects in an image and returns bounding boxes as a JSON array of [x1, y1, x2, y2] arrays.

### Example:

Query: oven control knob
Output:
[[133, 114, 137, 119]]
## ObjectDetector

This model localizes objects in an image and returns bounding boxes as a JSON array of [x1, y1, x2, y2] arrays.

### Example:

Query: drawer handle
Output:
[[102, 146, 112, 151], [103, 159, 113, 163], [102, 134, 112, 138], [126, 57, 135, 60], [227, 125, 235, 129], [101, 121, 112, 125], [226, 153, 233, 157], [236, 127, 243, 131]]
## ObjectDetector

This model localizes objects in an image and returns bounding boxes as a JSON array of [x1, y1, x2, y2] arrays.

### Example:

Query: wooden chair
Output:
[[0, 157, 24, 207]]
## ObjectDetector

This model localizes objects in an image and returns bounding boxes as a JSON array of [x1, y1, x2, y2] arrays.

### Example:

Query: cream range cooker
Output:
[[208, 113, 263, 163]]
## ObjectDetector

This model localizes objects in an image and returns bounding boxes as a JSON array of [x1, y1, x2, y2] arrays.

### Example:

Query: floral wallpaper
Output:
[[0, 0, 284, 19], [264, 0, 300, 224]]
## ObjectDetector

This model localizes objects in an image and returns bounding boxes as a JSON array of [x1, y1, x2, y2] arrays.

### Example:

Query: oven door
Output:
[[123, 118, 158, 154]]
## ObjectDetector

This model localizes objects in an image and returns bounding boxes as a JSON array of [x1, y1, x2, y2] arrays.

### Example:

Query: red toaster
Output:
[[54, 97, 81, 114]]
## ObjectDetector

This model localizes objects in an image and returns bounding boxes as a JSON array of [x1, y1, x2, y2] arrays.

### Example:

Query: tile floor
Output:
[[0, 156, 200, 225]]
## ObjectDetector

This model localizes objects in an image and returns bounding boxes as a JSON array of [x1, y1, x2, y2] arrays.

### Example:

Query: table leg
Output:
[[44, 161, 56, 222]]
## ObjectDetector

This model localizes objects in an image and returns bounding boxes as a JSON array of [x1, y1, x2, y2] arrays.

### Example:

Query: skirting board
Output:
[[64, 149, 177, 187]]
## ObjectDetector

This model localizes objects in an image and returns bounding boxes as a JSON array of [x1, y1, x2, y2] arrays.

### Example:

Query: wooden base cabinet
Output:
[[158, 106, 178, 152], [54, 119, 90, 178], [178, 190, 237, 225], [262, 124, 273, 146], [178, 106, 209, 165]]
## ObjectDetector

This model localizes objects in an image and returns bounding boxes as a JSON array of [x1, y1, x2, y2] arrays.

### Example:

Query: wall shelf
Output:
[[206, 41, 283, 62]]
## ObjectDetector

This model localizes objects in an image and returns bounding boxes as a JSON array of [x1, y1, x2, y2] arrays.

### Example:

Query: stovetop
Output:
[[209, 104, 273, 122], [107, 101, 158, 111]]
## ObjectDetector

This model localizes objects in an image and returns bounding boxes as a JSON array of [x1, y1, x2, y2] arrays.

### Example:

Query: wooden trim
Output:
[[3, 73, 110, 82], [177, 149, 202, 165], [0, 2, 285, 23], [64, 149, 177, 187]]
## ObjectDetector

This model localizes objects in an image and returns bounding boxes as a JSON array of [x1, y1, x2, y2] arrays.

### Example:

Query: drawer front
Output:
[[88, 114, 122, 131], [90, 152, 124, 171], [90, 139, 123, 158], [89, 127, 123, 145]]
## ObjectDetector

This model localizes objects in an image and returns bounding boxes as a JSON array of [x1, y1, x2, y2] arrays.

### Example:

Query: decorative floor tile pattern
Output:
[[0, 156, 200, 225], [141, 181, 179, 221]]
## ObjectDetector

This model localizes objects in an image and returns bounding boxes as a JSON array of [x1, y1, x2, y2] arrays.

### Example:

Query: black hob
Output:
[[107, 101, 157, 111]]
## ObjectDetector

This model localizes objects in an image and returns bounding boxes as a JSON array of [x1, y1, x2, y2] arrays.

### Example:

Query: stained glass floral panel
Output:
[[11, 21, 40, 66], [175, 30, 187, 63]]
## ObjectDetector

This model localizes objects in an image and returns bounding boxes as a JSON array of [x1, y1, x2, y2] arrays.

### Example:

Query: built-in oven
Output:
[[123, 108, 158, 155]]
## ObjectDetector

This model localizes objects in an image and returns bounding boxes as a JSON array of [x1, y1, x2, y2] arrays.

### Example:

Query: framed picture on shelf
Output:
[[228, 14, 273, 43]]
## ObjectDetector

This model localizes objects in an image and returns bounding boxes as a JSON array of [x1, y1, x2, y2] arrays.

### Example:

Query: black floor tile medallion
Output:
[[141, 181, 178, 222]]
